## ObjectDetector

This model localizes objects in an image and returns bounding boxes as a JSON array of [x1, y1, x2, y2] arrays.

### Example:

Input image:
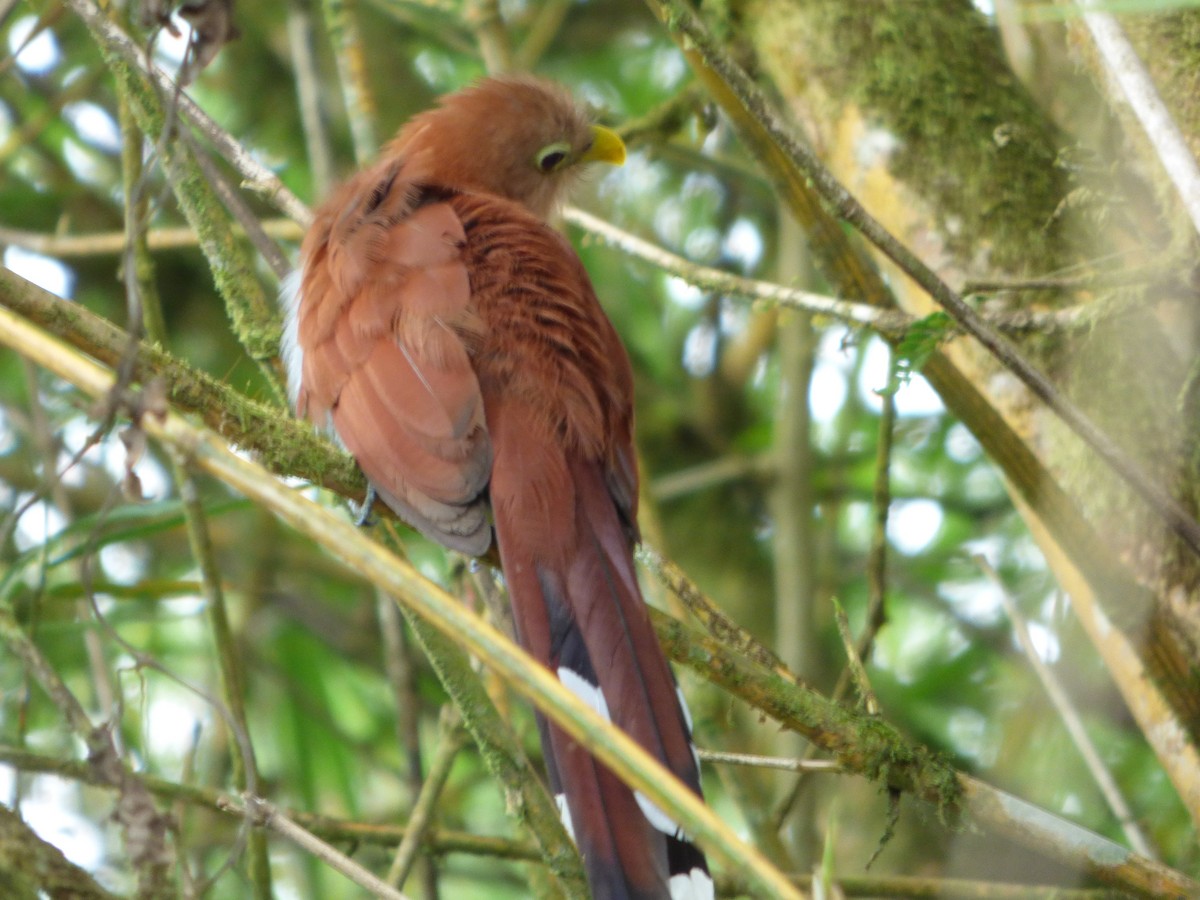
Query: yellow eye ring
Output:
[[535, 141, 571, 173]]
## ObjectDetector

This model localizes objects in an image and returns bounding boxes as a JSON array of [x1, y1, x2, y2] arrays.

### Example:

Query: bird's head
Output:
[[390, 76, 626, 219]]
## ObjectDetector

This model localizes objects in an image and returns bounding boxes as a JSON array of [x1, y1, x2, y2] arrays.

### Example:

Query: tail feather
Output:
[[539, 714, 670, 899], [532, 578, 711, 899], [562, 458, 700, 794], [492, 437, 711, 898]]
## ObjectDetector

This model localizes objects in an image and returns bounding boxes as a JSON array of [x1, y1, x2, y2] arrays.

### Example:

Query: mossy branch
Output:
[[395, 605, 586, 898], [649, 607, 1198, 899], [0, 265, 364, 506], [0, 804, 120, 900], [4, 271, 1195, 897], [0, 302, 806, 900], [643, 0, 1200, 814], [98, 49, 280, 367], [645, 0, 1200, 559], [0, 744, 546, 861]]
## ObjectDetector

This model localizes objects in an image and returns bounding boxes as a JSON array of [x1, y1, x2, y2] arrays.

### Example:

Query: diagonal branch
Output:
[[385, 706, 469, 889], [564, 207, 1083, 337], [227, 795, 410, 900], [644, 0, 1200, 560], [0, 804, 120, 900], [976, 555, 1157, 859], [63, 0, 311, 226], [0, 302, 806, 900], [650, 607, 1197, 899], [5, 287, 1195, 899]]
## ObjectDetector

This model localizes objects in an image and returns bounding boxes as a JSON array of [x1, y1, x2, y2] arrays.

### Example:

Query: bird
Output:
[[282, 76, 712, 900]]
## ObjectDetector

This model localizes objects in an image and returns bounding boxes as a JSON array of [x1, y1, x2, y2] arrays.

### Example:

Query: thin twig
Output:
[[175, 464, 274, 897], [0, 219, 305, 257], [650, 453, 772, 501], [182, 128, 291, 280], [833, 351, 898, 703], [567, 206, 910, 337], [832, 600, 879, 716], [229, 795, 412, 900], [743, 873, 1127, 899], [19, 359, 118, 718], [566, 207, 1083, 338], [172, 723, 202, 897], [697, 750, 842, 774], [387, 707, 469, 888], [377, 591, 440, 897], [63, 0, 311, 225], [864, 355, 897, 659], [0, 605, 95, 738], [0, 744, 546, 860], [974, 555, 1158, 859], [961, 259, 1163, 294]]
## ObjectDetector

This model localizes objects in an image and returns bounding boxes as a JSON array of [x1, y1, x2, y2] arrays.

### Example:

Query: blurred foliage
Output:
[[0, 0, 1196, 898]]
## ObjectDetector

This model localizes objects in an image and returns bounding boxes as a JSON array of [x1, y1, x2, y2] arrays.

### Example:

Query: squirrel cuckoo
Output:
[[282, 76, 712, 899]]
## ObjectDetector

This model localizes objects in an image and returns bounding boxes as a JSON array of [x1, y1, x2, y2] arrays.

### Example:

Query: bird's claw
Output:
[[353, 484, 378, 527]]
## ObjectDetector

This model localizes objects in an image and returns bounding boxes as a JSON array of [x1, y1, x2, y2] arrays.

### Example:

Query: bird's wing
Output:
[[289, 158, 493, 555]]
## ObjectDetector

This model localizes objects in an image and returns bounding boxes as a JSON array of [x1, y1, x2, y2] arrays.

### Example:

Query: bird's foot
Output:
[[353, 485, 378, 527]]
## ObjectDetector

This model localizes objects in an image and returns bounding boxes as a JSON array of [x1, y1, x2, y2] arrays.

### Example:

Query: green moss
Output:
[[745, 0, 1070, 276], [848, 715, 962, 821], [654, 610, 967, 824], [107, 54, 278, 372]]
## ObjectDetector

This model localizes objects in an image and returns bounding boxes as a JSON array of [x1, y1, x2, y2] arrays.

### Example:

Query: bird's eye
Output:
[[535, 142, 571, 173]]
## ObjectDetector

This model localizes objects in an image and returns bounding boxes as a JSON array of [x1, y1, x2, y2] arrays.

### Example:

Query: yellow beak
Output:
[[581, 125, 626, 166]]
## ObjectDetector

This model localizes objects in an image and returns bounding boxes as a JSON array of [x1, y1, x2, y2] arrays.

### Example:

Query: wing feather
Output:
[[291, 159, 492, 555]]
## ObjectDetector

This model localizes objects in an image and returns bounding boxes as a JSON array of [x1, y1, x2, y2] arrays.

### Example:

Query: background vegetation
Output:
[[1, 0, 1199, 897]]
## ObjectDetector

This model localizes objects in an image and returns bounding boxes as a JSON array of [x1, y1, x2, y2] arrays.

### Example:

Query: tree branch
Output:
[[0, 302, 805, 900], [645, 0, 1200, 560]]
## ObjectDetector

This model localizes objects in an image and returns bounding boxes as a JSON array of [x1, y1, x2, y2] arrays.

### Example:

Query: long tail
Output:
[[491, 440, 712, 899]]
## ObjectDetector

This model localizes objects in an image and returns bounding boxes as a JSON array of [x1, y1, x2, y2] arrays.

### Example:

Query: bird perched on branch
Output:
[[282, 76, 711, 900]]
